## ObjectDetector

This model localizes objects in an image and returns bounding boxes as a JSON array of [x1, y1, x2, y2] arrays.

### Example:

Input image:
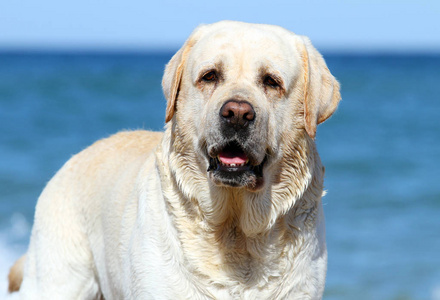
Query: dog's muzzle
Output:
[[206, 100, 266, 190]]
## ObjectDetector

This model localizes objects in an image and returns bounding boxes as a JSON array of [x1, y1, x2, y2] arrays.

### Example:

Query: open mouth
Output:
[[207, 141, 266, 188]]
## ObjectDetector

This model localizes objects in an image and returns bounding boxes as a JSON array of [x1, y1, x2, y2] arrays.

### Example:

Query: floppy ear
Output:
[[162, 32, 199, 123], [298, 36, 341, 138]]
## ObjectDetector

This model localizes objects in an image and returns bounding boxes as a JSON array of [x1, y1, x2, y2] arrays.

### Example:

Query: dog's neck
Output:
[[157, 121, 324, 238]]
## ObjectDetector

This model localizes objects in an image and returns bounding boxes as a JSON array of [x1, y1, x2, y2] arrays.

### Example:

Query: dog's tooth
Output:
[[230, 163, 236, 167]]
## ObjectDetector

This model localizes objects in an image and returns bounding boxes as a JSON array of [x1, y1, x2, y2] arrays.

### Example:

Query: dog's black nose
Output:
[[220, 100, 255, 128]]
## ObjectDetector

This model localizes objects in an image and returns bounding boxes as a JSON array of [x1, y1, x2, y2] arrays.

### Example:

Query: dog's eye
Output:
[[202, 71, 217, 82], [263, 75, 279, 88]]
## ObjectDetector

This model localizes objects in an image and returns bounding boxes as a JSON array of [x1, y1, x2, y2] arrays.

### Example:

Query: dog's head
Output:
[[162, 21, 340, 192]]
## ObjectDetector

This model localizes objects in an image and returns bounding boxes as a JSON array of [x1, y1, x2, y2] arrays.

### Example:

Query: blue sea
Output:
[[0, 51, 439, 299]]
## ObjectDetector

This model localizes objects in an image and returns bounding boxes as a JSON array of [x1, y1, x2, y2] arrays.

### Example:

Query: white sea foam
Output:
[[0, 214, 30, 300], [432, 284, 440, 300]]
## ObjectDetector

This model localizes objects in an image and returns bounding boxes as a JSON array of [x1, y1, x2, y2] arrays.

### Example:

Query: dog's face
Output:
[[163, 21, 340, 192]]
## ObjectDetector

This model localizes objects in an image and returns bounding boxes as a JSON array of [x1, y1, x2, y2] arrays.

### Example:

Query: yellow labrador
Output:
[[9, 21, 340, 299]]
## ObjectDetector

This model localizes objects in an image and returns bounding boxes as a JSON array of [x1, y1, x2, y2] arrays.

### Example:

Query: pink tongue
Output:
[[218, 151, 248, 165]]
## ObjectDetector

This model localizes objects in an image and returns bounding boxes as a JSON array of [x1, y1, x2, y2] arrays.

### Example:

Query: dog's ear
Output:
[[298, 36, 341, 138], [162, 29, 201, 123]]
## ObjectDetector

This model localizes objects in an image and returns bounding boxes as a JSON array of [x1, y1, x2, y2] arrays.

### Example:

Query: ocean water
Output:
[[0, 52, 439, 299]]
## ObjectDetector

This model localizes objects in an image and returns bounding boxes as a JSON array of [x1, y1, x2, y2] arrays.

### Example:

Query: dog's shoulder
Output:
[[44, 130, 163, 196], [67, 130, 162, 168], [84, 130, 163, 157]]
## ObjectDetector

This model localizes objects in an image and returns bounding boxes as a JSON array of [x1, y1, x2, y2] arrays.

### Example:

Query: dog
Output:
[[8, 21, 340, 299]]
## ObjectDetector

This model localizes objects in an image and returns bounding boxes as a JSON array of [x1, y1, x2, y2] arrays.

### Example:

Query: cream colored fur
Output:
[[9, 21, 340, 299]]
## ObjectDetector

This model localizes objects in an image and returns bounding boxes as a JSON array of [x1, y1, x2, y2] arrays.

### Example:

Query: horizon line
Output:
[[1, 46, 439, 56]]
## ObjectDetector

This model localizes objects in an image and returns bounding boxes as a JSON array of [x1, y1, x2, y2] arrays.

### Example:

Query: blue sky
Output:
[[0, 0, 439, 52]]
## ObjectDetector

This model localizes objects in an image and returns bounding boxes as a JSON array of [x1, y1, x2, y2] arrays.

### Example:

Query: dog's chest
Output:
[[182, 225, 295, 299]]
